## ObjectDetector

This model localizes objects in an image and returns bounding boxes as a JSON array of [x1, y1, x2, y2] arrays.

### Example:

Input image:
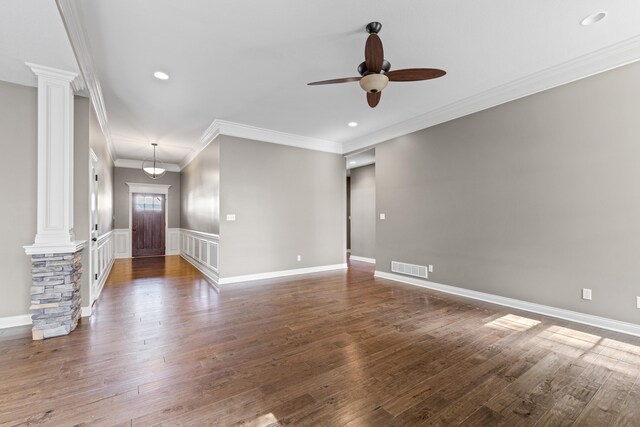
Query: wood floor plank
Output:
[[0, 255, 638, 426]]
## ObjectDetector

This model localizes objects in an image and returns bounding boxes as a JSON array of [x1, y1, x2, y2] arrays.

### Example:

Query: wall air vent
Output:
[[391, 261, 428, 279]]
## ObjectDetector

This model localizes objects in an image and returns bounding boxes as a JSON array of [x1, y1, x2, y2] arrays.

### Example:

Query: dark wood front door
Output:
[[132, 193, 165, 257]]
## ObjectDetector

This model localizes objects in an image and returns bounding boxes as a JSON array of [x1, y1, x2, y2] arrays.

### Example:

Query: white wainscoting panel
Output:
[[92, 230, 115, 305], [167, 228, 180, 255], [114, 229, 131, 259], [180, 229, 219, 284]]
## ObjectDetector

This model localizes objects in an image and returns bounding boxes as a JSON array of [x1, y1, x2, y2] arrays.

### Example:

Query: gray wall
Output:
[[376, 60, 640, 325], [219, 136, 346, 277], [180, 140, 220, 234], [350, 164, 376, 260], [74, 96, 91, 308], [0, 81, 37, 318], [113, 168, 181, 229], [89, 105, 114, 234]]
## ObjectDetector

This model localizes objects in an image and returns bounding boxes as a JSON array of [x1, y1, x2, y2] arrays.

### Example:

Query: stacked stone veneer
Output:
[[29, 250, 83, 340]]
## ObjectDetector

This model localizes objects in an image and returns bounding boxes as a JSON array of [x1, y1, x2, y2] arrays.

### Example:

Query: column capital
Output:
[[26, 62, 78, 82]]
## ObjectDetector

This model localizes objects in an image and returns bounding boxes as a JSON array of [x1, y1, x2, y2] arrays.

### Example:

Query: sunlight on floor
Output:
[[485, 313, 541, 332], [244, 412, 280, 427]]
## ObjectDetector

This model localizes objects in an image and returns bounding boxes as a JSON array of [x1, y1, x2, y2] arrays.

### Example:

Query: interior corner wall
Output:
[[349, 164, 376, 260], [375, 60, 640, 325], [0, 81, 37, 319], [219, 135, 346, 278], [74, 96, 91, 310], [180, 139, 220, 234], [89, 104, 114, 235], [113, 168, 181, 229]]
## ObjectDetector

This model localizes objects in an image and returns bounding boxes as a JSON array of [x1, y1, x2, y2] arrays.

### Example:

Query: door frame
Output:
[[126, 182, 171, 256], [89, 149, 99, 303]]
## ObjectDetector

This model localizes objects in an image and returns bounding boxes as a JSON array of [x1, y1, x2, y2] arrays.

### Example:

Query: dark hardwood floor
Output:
[[1, 256, 639, 426]]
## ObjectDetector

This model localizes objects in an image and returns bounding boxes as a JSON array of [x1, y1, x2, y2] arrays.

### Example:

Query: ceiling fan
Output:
[[308, 22, 446, 108]]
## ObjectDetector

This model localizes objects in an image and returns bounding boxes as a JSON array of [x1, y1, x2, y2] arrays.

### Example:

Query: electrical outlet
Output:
[[582, 288, 592, 301], [379, 213, 386, 220], [636, 296, 640, 309], [297, 255, 301, 262], [226, 214, 236, 221], [428, 265, 434, 273]]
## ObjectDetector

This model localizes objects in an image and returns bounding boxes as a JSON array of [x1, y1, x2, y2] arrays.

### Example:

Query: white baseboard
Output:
[[0, 314, 32, 329], [93, 257, 114, 304], [374, 271, 640, 338], [219, 263, 348, 285], [81, 306, 93, 318], [180, 253, 219, 287], [350, 255, 376, 264]]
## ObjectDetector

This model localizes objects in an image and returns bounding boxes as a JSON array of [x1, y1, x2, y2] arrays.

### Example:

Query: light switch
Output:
[[226, 214, 236, 221], [379, 213, 386, 220]]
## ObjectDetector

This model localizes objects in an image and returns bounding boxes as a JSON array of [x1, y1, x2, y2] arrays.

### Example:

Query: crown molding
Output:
[[343, 34, 640, 154], [180, 119, 342, 170], [56, 0, 116, 163], [115, 158, 181, 173]]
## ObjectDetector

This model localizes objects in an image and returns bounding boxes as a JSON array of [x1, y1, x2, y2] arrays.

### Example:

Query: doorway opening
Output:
[[345, 148, 376, 265]]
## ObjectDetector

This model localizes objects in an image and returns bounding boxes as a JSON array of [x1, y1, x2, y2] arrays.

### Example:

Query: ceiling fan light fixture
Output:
[[359, 73, 389, 93]]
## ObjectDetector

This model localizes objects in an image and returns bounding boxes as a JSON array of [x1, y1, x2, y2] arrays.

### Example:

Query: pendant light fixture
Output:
[[142, 143, 166, 179]]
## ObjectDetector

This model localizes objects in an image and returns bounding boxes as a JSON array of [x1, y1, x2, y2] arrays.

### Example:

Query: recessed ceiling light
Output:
[[349, 161, 357, 165], [154, 71, 169, 80], [348, 122, 358, 127], [581, 12, 607, 26]]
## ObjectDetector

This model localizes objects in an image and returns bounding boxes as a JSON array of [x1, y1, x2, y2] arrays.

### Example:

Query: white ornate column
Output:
[[23, 63, 86, 340]]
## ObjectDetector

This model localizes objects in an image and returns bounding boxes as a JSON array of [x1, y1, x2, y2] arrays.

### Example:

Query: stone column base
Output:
[[29, 250, 83, 340]]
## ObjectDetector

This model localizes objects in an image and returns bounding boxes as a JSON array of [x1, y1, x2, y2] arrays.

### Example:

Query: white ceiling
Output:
[[3, 1, 640, 167], [0, 1, 79, 87]]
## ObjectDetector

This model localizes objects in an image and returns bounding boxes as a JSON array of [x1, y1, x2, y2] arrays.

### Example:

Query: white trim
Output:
[[180, 254, 220, 291], [374, 271, 640, 338], [343, 35, 640, 154], [57, 0, 117, 162], [24, 62, 79, 250], [179, 229, 220, 286], [24, 241, 86, 256], [115, 159, 181, 173], [0, 314, 32, 329], [114, 229, 131, 258], [349, 255, 376, 264], [126, 182, 171, 195], [81, 306, 93, 318], [219, 263, 348, 285], [180, 119, 342, 169], [91, 230, 115, 303], [167, 228, 181, 255]]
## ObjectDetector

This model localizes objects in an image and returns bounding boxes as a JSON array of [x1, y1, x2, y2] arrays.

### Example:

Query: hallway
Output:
[[1, 257, 639, 425]]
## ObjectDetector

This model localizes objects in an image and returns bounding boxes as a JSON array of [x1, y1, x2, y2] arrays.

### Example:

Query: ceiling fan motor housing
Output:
[[359, 73, 389, 93]]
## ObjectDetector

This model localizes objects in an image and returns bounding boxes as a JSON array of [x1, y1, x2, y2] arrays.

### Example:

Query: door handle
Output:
[[92, 237, 97, 242]]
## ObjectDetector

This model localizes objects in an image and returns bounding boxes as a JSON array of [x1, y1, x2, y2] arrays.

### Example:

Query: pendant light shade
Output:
[[142, 143, 166, 179]]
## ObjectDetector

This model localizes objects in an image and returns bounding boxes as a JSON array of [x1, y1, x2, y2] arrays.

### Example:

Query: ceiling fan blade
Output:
[[367, 91, 381, 108], [307, 77, 361, 85], [365, 34, 384, 73], [386, 68, 446, 82]]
